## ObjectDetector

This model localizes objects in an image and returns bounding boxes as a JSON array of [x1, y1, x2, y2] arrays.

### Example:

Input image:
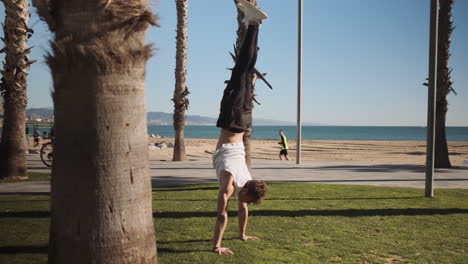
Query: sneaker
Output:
[[235, 0, 268, 23]]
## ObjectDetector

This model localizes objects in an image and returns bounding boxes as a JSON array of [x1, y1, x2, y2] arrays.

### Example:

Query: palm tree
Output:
[[0, 0, 33, 180], [172, 0, 189, 161], [434, 0, 455, 168], [33, 0, 158, 262]]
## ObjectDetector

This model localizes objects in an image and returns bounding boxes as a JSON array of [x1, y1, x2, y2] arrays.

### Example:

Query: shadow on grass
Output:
[[0, 211, 50, 218], [157, 247, 209, 253], [0, 245, 48, 254], [153, 199, 215, 202], [391, 151, 464, 156], [267, 196, 424, 201], [150, 167, 213, 170], [0, 199, 50, 203], [158, 239, 211, 244], [151, 178, 217, 188], [151, 208, 468, 219], [158, 238, 236, 244], [0, 192, 50, 196], [153, 186, 218, 192], [152, 197, 421, 202], [2, 208, 467, 219]]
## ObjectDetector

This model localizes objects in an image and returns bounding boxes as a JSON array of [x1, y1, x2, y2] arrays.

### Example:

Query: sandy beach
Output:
[[148, 137, 468, 166]]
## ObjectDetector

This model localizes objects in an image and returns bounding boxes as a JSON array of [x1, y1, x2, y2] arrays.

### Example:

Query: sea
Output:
[[12, 125, 468, 142], [147, 125, 468, 142]]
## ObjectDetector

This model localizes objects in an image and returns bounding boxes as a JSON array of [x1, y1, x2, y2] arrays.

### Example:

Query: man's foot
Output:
[[235, 0, 268, 24]]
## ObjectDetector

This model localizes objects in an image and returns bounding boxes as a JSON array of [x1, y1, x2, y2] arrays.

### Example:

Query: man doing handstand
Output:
[[212, 0, 268, 255]]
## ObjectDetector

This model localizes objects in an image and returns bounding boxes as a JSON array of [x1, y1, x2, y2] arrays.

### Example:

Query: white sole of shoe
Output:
[[236, 0, 268, 22]]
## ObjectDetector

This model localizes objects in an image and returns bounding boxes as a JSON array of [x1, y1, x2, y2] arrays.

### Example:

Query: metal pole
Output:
[[425, 0, 439, 198], [296, 0, 303, 164]]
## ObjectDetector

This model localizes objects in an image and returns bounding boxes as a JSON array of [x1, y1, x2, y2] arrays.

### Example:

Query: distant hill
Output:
[[26, 107, 324, 126], [27, 108, 54, 119], [146, 112, 217, 125]]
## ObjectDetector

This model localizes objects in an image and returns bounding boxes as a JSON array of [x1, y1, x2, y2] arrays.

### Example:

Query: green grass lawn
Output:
[[1, 182, 467, 263]]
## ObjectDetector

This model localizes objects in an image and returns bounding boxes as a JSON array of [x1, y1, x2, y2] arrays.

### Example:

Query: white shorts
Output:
[[212, 142, 252, 194]]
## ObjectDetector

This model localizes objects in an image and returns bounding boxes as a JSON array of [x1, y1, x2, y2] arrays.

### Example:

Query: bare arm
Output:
[[238, 200, 259, 241], [213, 171, 235, 255]]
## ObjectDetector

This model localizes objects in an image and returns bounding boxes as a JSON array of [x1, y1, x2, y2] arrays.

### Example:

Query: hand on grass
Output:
[[240, 235, 260, 241], [213, 247, 234, 255]]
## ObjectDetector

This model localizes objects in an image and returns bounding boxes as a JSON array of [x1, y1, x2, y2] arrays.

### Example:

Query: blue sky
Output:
[[1, 0, 467, 126]]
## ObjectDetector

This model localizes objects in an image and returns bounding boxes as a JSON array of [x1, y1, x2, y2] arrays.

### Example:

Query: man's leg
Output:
[[216, 23, 259, 132], [232, 23, 259, 74]]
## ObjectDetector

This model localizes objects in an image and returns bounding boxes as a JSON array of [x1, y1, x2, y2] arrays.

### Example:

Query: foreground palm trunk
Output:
[[172, 0, 189, 161], [34, 0, 158, 263], [0, 0, 32, 180], [434, 0, 454, 168]]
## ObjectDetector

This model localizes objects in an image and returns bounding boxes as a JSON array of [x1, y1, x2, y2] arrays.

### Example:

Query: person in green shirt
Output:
[[278, 130, 290, 160]]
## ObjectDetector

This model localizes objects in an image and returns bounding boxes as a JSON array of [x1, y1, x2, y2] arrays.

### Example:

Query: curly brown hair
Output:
[[244, 180, 268, 204]]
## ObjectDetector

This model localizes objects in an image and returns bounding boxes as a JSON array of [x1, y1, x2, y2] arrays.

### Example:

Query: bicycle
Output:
[[40, 139, 53, 167]]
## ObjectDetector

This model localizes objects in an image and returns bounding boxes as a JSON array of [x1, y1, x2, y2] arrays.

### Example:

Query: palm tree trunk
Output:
[[173, 126, 186, 161], [173, 0, 189, 161], [435, 105, 451, 167], [235, 0, 257, 170], [0, 0, 31, 180], [243, 127, 253, 168], [434, 0, 454, 168], [0, 99, 28, 179], [34, 1, 158, 263]]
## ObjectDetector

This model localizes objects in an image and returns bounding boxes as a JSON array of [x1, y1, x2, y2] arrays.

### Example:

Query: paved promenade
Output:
[[1, 154, 467, 194]]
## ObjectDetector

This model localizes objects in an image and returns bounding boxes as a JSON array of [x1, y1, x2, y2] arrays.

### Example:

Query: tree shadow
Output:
[[158, 238, 236, 244], [150, 167, 213, 170], [153, 199, 214, 202], [267, 196, 423, 201], [158, 239, 211, 244], [391, 151, 465, 156], [0, 245, 48, 254], [152, 196, 422, 202], [0, 192, 50, 196], [152, 186, 218, 192], [0, 211, 50, 218], [152, 208, 468, 219], [0, 199, 50, 203], [151, 177, 217, 188], [157, 247, 209, 254], [4, 207, 466, 219]]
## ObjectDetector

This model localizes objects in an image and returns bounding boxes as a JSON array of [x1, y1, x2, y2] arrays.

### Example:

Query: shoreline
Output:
[[148, 138, 468, 166]]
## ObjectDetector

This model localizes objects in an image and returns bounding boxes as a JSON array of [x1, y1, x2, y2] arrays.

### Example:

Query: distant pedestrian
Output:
[[34, 128, 41, 147], [25, 126, 30, 145], [278, 130, 289, 160]]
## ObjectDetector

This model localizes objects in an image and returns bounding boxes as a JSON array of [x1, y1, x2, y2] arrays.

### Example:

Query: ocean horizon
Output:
[[147, 125, 468, 142], [15, 125, 468, 142]]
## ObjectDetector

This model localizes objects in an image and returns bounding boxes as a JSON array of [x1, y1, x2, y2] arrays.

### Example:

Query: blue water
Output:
[[4, 125, 467, 141], [148, 125, 468, 142]]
